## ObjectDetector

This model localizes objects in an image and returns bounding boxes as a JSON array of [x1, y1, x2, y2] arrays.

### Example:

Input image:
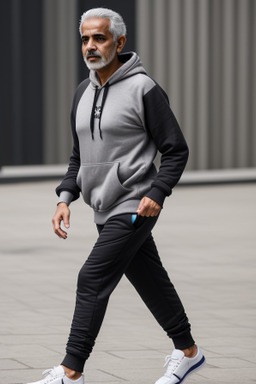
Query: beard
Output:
[[84, 44, 117, 70]]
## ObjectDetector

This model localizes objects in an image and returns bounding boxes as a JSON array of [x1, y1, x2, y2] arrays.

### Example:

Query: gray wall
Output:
[[1, 0, 255, 170], [1, 0, 44, 165], [43, 0, 78, 164], [136, 0, 256, 170]]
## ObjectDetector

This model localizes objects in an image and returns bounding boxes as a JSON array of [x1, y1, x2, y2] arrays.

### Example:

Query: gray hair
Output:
[[79, 8, 127, 41]]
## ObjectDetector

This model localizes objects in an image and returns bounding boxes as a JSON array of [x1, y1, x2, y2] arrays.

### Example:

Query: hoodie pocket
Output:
[[76, 162, 132, 211]]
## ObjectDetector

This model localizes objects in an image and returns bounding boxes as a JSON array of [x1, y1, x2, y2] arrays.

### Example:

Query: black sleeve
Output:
[[55, 78, 90, 202], [55, 108, 81, 202], [143, 84, 189, 207]]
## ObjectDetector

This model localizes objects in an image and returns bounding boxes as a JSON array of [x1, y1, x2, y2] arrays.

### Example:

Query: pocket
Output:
[[131, 213, 160, 231], [131, 214, 137, 224], [131, 213, 146, 229], [77, 162, 132, 211]]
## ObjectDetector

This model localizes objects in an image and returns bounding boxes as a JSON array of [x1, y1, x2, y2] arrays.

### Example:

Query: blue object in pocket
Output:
[[131, 214, 137, 224]]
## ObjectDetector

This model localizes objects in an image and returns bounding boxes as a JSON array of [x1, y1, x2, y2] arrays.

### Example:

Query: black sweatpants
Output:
[[61, 213, 194, 372]]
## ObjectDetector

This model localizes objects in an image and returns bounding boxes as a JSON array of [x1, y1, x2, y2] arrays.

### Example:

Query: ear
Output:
[[116, 35, 127, 54]]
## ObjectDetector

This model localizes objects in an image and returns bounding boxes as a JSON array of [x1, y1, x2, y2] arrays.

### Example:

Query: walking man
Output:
[[27, 8, 205, 384]]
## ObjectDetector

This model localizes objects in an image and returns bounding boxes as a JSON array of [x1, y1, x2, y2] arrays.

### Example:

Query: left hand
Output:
[[137, 197, 161, 217]]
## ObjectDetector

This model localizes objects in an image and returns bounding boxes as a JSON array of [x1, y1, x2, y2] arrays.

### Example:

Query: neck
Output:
[[96, 57, 123, 86]]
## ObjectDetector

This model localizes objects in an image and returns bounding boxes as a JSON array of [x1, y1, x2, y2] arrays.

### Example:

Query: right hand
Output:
[[52, 202, 70, 239]]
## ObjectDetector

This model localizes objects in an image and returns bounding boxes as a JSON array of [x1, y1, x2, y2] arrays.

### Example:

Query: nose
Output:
[[87, 37, 97, 51]]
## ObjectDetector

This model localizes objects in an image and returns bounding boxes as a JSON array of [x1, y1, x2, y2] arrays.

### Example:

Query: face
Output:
[[81, 18, 120, 71]]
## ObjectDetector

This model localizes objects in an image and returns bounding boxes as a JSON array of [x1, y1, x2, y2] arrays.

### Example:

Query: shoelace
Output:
[[41, 368, 59, 383], [163, 355, 182, 377]]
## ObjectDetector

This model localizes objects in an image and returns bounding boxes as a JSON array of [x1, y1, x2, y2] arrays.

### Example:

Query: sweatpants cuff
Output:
[[61, 353, 86, 373], [172, 331, 195, 350]]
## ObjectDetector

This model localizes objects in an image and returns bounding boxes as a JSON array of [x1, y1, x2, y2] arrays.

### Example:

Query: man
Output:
[[27, 8, 205, 384]]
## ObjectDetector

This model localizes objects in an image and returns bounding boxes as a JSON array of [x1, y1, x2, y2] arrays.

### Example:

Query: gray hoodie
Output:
[[57, 52, 189, 224]]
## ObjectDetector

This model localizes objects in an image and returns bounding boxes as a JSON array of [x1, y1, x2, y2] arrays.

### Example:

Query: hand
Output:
[[52, 202, 70, 239], [137, 197, 161, 217]]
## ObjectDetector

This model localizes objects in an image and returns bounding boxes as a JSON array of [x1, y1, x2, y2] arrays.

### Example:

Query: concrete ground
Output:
[[0, 180, 255, 384]]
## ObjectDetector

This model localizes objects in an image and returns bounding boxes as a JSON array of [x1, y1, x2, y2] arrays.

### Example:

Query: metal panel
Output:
[[236, 0, 250, 167], [136, 0, 154, 75], [11, 0, 23, 164], [1, 0, 44, 166], [222, 0, 236, 168], [43, 0, 77, 164], [197, 0, 210, 169], [136, 0, 256, 170], [167, 0, 182, 120], [182, 0, 197, 169], [253, 1, 256, 166]]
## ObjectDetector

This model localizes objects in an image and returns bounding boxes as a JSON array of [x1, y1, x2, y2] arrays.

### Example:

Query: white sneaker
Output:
[[155, 346, 205, 384], [26, 365, 84, 384]]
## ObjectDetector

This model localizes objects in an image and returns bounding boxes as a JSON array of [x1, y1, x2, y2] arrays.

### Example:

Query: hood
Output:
[[89, 51, 147, 88], [88, 52, 147, 139]]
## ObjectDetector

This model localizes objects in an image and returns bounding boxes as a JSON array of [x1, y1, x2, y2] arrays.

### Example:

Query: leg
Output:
[[125, 235, 206, 384], [125, 233, 194, 349], [62, 214, 158, 372]]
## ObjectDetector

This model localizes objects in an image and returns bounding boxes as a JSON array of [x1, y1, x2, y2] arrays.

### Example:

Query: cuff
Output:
[[172, 331, 195, 350], [58, 191, 74, 206], [61, 353, 85, 373], [145, 187, 168, 208]]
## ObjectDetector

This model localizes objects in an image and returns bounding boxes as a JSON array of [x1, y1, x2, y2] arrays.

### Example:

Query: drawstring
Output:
[[90, 86, 100, 140], [98, 84, 109, 139], [90, 84, 109, 140]]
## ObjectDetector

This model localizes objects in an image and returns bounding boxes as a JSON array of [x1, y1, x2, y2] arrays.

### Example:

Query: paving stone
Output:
[[0, 181, 255, 383], [0, 359, 29, 370]]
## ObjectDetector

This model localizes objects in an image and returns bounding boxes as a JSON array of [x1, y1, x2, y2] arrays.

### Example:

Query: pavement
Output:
[[0, 179, 255, 384]]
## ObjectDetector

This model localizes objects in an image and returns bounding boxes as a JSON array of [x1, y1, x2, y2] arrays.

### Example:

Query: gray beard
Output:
[[84, 45, 117, 71]]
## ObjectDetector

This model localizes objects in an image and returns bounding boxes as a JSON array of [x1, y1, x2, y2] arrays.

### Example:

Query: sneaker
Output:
[[26, 365, 84, 384], [155, 346, 205, 384]]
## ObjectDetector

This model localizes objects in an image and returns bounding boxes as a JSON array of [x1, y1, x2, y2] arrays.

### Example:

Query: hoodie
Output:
[[56, 52, 189, 224]]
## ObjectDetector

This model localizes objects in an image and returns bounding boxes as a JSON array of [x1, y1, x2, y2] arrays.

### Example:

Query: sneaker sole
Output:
[[175, 355, 206, 384]]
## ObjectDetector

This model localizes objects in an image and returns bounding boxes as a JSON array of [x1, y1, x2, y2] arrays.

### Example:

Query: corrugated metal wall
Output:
[[2, 0, 255, 170], [136, 0, 256, 170], [43, 0, 78, 164], [1, 0, 44, 166]]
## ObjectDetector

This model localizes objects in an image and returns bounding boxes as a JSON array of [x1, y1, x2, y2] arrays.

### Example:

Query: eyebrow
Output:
[[81, 33, 106, 40]]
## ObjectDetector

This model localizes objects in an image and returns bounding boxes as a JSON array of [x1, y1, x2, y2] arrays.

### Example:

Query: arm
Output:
[[52, 110, 80, 238], [55, 108, 81, 202], [53, 80, 90, 237], [139, 84, 189, 215], [55, 78, 91, 203]]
